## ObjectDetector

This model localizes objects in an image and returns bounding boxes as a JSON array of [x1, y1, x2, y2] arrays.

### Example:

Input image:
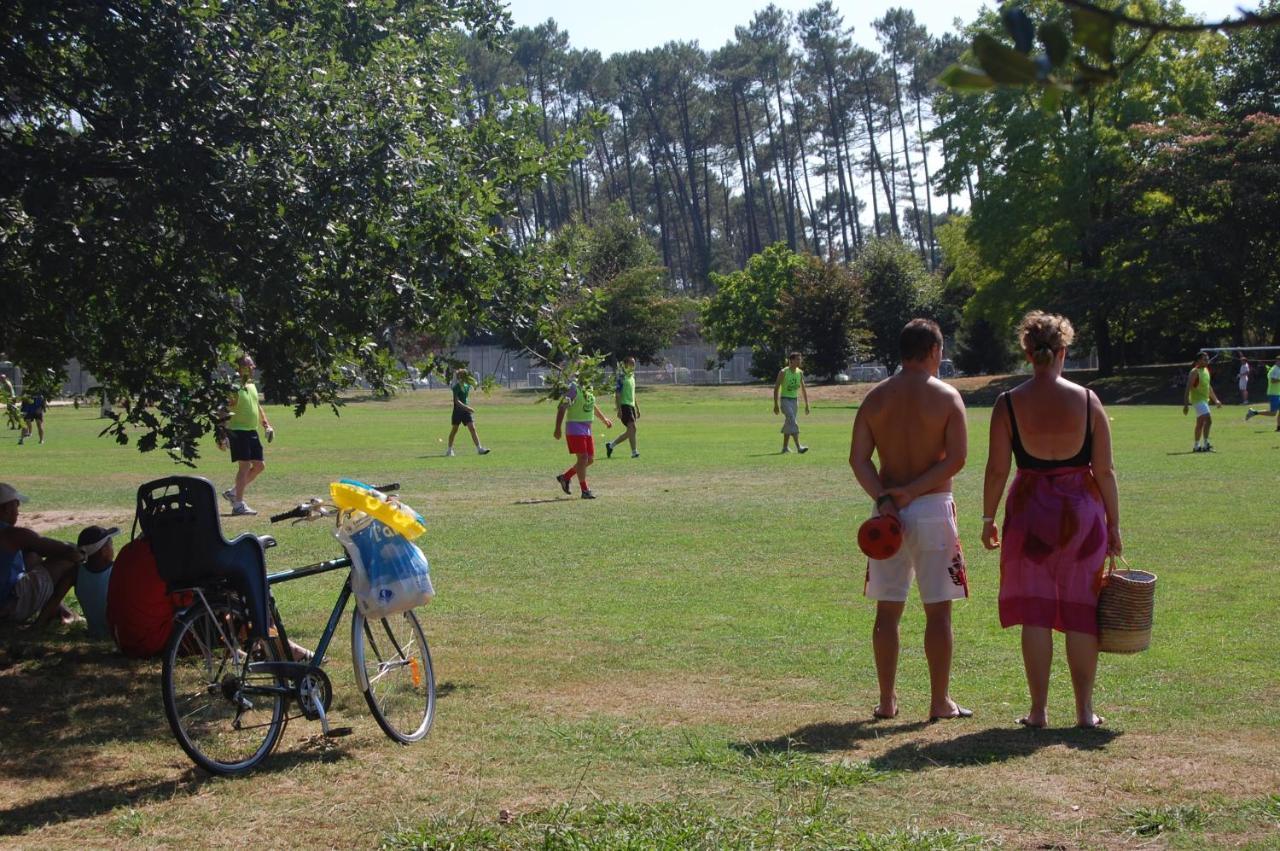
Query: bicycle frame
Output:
[[264, 555, 353, 672]]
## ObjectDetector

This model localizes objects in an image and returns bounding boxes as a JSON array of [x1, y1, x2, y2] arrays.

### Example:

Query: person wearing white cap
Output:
[[75, 525, 119, 639], [0, 483, 83, 627]]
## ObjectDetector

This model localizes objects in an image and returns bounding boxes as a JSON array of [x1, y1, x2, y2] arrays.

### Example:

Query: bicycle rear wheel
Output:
[[161, 598, 286, 776], [351, 609, 435, 743]]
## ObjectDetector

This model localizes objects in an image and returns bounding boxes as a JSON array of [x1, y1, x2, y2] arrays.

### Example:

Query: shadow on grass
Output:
[[868, 725, 1120, 772], [512, 497, 573, 505], [736, 718, 931, 755], [0, 747, 352, 836], [0, 640, 164, 781]]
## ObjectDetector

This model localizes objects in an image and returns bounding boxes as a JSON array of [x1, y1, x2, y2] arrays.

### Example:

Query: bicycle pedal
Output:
[[324, 726, 353, 738]]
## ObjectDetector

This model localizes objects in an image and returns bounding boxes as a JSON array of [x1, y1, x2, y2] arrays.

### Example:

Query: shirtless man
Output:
[[849, 319, 971, 722]]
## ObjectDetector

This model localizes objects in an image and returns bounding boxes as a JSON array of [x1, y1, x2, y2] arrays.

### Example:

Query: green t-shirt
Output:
[[452, 381, 472, 408], [1187, 367, 1211, 405], [227, 381, 261, 431], [616, 370, 635, 407], [779, 367, 803, 399], [1269, 365, 1280, 396], [564, 383, 595, 422]]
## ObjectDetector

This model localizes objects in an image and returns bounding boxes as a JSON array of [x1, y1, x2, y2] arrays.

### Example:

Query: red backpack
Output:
[[105, 537, 191, 658]]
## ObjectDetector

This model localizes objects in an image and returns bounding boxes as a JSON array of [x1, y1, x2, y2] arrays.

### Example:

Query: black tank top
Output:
[[1004, 389, 1094, 470]]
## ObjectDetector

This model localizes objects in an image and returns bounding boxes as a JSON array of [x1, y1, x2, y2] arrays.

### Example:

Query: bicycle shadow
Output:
[[735, 718, 930, 755], [867, 725, 1120, 772]]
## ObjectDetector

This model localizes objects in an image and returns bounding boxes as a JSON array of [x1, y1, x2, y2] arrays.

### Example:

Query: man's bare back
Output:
[[851, 368, 967, 503]]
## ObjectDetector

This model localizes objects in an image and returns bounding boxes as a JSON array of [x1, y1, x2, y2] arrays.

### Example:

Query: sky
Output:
[[504, 0, 1255, 56]]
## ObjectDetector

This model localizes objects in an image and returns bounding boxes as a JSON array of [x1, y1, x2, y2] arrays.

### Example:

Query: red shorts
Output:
[[566, 433, 594, 457]]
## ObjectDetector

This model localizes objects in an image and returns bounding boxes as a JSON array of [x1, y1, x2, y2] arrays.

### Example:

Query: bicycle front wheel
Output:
[[352, 608, 435, 743], [162, 599, 287, 776]]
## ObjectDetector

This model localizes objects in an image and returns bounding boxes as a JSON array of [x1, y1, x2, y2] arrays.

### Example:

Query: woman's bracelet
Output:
[[981, 516, 995, 524]]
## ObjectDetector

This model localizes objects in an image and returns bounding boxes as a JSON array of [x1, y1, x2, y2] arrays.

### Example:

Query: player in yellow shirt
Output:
[[773, 352, 810, 454], [1182, 351, 1221, 453], [217, 354, 273, 515]]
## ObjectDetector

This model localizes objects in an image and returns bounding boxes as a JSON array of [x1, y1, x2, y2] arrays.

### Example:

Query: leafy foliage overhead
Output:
[[1, 0, 583, 460]]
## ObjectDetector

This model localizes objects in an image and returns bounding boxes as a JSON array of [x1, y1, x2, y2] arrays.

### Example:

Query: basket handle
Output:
[[1105, 554, 1132, 576]]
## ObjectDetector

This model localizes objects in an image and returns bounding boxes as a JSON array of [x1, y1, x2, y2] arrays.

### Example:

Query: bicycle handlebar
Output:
[[268, 483, 401, 524]]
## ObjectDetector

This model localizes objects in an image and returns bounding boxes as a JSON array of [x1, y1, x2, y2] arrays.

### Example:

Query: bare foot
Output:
[[1017, 715, 1047, 729], [1077, 714, 1105, 729], [872, 704, 898, 720], [928, 699, 973, 721]]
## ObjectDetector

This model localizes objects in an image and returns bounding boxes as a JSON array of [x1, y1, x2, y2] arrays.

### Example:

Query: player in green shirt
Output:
[[217, 354, 273, 515], [1245, 352, 1280, 431], [773, 352, 810, 454], [1182, 351, 1222, 453], [446, 369, 491, 456], [606, 356, 640, 459]]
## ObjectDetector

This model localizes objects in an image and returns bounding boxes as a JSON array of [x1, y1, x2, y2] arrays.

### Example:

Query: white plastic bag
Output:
[[338, 517, 433, 619]]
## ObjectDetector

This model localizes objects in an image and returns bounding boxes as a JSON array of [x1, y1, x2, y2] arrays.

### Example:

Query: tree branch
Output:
[[1059, 0, 1280, 33]]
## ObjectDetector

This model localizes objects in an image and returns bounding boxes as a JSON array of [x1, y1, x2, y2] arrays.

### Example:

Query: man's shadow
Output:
[[735, 718, 931, 755]]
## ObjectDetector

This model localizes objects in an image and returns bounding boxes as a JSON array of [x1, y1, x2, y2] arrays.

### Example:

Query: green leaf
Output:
[[1071, 7, 1116, 64], [972, 34, 1039, 85], [937, 64, 998, 92], [1001, 7, 1035, 54], [1039, 86, 1063, 112], [1038, 22, 1072, 68]]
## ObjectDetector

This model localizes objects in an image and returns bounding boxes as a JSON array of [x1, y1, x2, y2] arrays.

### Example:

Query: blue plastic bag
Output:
[[338, 518, 433, 619]]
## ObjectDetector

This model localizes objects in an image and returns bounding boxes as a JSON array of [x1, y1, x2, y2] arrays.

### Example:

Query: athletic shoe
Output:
[[16, 437, 23, 445], [444, 447, 456, 457], [556, 474, 571, 495], [232, 502, 258, 516], [1246, 409, 1258, 420], [1204, 441, 1214, 452], [798, 445, 809, 454], [38, 438, 43, 444], [477, 447, 491, 455], [631, 451, 640, 458], [605, 442, 614, 459], [222, 488, 236, 504], [580, 489, 596, 499], [781, 447, 791, 454]]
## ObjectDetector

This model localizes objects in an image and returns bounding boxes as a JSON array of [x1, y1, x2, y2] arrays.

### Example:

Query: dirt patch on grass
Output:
[[17, 510, 131, 536], [536, 676, 822, 727]]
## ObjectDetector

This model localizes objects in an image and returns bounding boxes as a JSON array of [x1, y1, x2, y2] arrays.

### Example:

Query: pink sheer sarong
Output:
[[998, 465, 1108, 635]]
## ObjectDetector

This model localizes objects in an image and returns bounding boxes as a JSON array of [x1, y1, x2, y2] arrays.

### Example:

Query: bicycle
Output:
[[139, 476, 436, 776]]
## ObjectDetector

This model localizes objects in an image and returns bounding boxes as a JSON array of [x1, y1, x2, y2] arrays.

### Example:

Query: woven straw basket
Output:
[[1097, 557, 1156, 654]]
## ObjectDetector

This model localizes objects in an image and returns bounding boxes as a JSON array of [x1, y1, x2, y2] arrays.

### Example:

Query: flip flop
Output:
[[929, 705, 974, 722], [1017, 717, 1046, 729], [872, 707, 898, 720]]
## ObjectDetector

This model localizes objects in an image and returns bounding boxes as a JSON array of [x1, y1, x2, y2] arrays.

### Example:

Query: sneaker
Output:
[[38, 438, 44, 444], [444, 447, 456, 457], [232, 502, 258, 516], [477, 447, 491, 455], [556, 474, 571, 495], [222, 488, 236, 505], [580, 489, 596, 499], [1246, 409, 1258, 421], [798, 445, 809, 454], [631, 451, 640, 458], [1192, 445, 1202, 453], [605, 442, 614, 459], [16, 437, 23, 445], [781, 447, 791, 454], [1203, 441, 1213, 452]]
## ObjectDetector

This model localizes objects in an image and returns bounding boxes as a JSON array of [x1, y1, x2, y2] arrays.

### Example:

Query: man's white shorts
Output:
[[1193, 400, 1211, 417], [864, 493, 968, 605]]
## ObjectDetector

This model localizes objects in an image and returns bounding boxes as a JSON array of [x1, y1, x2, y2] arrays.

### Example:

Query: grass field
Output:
[[1, 383, 1278, 849]]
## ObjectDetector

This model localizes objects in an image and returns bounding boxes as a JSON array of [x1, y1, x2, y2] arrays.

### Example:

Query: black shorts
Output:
[[451, 406, 473, 427], [228, 429, 264, 462], [619, 404, 638, 426]]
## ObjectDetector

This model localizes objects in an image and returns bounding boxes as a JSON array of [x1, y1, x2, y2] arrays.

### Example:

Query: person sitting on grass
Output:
[[0, 483, 83, 628], [75, 525, 119, 640], [445, 368, 491, 457]]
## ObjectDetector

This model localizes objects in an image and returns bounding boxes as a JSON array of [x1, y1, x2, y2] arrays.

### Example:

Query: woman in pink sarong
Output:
[[981, 312, 1121, 729]]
